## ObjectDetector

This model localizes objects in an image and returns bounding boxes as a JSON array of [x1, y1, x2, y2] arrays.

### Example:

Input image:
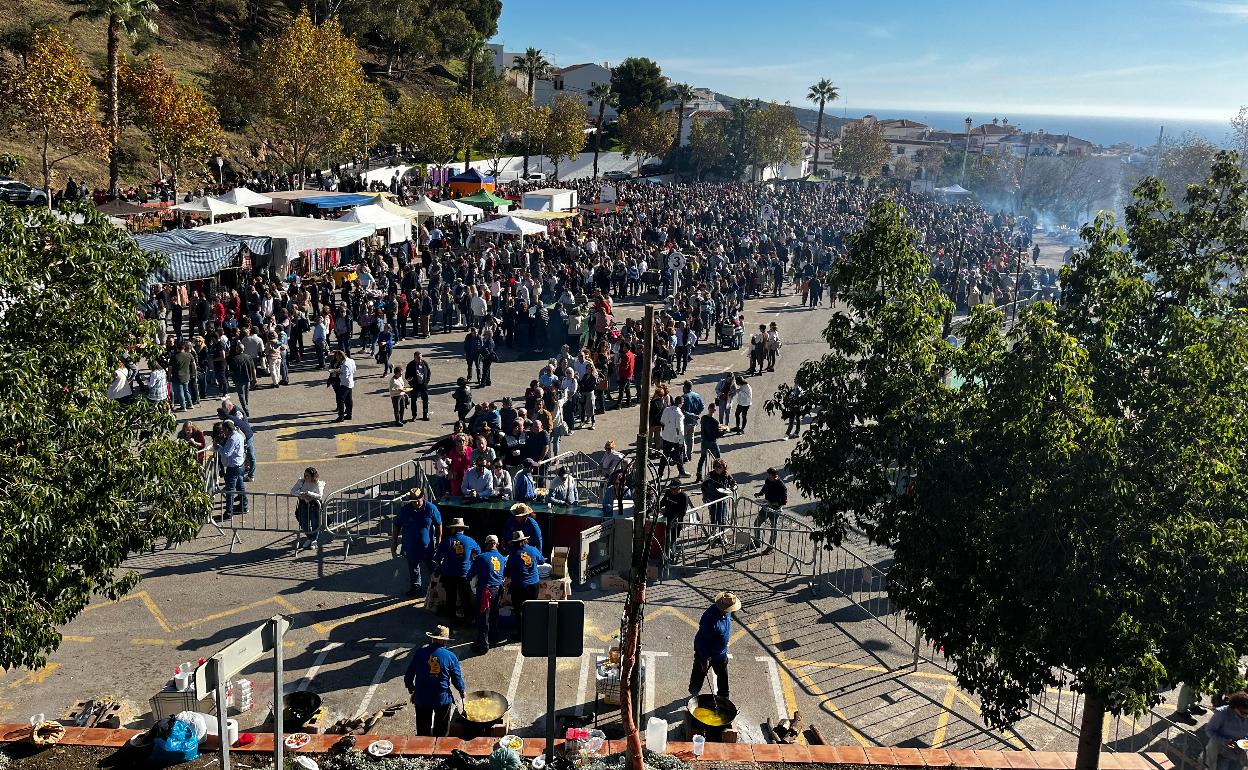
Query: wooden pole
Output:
[[621, 304, 656, 770]]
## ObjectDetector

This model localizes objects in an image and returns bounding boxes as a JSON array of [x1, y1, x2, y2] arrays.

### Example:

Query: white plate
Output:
[[368, 739, 394, 757], [500, 734, 523, 752], [284, 732, 312, 750], [294, 757, 320, 770], [1237, 739, 1248, 751]]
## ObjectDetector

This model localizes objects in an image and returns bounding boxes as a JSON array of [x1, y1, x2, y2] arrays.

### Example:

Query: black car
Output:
[[639, 161, 666, 177], [0, 179, 49, 206], [603, 170, 631, 181]]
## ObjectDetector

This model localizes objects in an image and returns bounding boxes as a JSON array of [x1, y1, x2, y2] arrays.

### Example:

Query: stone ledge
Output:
[[0, 723, 1176, 769]]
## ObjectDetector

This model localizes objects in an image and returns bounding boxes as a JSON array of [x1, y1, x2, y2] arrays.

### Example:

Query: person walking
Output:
[[695, 408, 728, 481], [171, 342, 196, 411], [688, 592, 740, 699], [388, 366, 410, 425], [312, 311, 329, 369], [332, 349, 356, 421], [680, 380, 704, 464], [702, 459, 737, 526], [733, 376, 753, 433], [404, 351, 432, 421], [469, 534, 505, 653], [227, 344, 255, 417], [403, 625, 465, 737], [391, 487, 442, 598], [290, 467, 325, 548], [436, 518, 481, 623], [616, 342, 636, 408], [657, 395, 688, 479], [714, 373, 737, 425]]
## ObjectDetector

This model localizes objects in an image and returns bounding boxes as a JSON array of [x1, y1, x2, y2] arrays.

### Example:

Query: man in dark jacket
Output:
[[404, 351, 432, 421]]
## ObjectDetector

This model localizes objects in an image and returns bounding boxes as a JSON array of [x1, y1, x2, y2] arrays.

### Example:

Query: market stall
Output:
[[406, 195, 457, 220], [217, 187, 274, 207], [364, 193, 422, 222], [171, 196, 250, 223], [457, 189, 510, 211], [338, 204, 411, 245], [521, 187, 578, 211], [471, 214, 546, 242], [302, 193, 377, 210], [447, 168, 495, 197], [445, 198, 485, 221], [133, 230, 271, 284], [198, 215, 375, 270]]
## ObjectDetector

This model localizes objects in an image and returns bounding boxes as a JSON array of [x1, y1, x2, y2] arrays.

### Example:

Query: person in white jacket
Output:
[[734, 377, 753, 434], [291, 467, 326, 547]]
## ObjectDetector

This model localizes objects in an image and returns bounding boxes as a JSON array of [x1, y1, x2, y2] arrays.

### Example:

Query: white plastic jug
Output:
[[645, 717, 668, 753]]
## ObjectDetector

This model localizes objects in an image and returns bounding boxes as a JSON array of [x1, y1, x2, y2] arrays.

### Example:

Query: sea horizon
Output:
[[836, 107, 1234, 149]]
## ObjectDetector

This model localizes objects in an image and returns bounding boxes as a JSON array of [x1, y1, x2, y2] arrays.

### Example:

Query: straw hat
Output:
[[427, 625, 452, 642], [447, 518, 468, 529], [510, 503, 533, 518], [508, 530, 530, 545], [714, 592, 742, 613]]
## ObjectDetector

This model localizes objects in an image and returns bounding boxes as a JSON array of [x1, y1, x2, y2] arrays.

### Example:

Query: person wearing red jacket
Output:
[[616, 343, 636, 408]]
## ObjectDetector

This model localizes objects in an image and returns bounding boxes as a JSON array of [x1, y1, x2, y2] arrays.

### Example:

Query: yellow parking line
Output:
[[277, 426, 299, 462], [310, 598, 423, 635], [132, 639, 186, 646], [931, 683, 957, 748], [61, 635, 94, 643], [791, 663, 870, 747]]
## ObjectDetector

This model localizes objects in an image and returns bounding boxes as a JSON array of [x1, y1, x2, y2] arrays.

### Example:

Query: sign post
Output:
[[521, 600, 585, 765], [196, 615, 291, 770]]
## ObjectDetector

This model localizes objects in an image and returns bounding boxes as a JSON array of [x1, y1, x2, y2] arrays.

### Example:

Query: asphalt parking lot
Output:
[[1, 283, 1185, 756]]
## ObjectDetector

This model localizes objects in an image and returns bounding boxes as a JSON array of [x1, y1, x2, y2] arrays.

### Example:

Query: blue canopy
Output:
[[134, 230, 272, 283], [449, 168, 494, 184], [303, 194, 377, 209]]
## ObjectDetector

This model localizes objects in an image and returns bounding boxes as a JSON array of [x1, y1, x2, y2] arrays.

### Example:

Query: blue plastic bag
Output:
[[149, 718, 200, 765]]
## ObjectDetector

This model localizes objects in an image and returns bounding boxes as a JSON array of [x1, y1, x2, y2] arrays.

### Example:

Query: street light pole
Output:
[[960, 117, 972, 183]]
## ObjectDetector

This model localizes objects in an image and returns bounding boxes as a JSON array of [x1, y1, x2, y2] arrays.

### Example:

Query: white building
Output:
[[487, 43, 530, 89], [660, 88, 728, 147], [534, 63, 617, 121]]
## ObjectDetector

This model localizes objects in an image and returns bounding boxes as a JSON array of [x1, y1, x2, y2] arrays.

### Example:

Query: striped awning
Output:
[[134, 230, 272, 283]]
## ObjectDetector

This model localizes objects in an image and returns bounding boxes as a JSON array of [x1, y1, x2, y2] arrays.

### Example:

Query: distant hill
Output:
[[713, 91, 850, 135]]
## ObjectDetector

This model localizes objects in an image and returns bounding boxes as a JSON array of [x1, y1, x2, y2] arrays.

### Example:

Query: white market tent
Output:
[[445, 198, 484, 221], [339, 204, 411, 245], [406, 195, 458, 219], [471, 214, 547, 241], [218, 187, 274, 207], [936, 184, 972, 196], [199, 215, 376, 267], [171, 196, 250, 223]]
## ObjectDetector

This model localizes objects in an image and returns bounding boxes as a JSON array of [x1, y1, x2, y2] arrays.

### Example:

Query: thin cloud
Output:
[[1188, 0, 1248, 19]]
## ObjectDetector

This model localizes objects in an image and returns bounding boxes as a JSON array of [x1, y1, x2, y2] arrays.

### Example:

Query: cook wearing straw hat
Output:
[[505, 501, 544, 555], [469, 534, 506, 653], [504, 530, 546, 640], [404, 625, 465, 736], [689, 591, 741, 699], [435, 518, 480, 623]]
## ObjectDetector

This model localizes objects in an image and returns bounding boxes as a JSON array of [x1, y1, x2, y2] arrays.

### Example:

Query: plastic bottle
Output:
[[645, 717, 667, 753]]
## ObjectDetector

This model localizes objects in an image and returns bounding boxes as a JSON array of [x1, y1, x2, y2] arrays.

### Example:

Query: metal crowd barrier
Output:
[[321, 459, 426, 571], [209, 491, 307, 553]]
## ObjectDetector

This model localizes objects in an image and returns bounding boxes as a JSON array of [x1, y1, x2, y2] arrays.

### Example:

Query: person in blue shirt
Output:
[[403, 625, 465, 736], [469, 534, 506, 653], [436, 518, 480, 622], [680, 380, 704, 464], [688, 591, 740, 699], [504, 531, 545, 640], [391, 487, 442, 598], [506, 503, 544, 555], [512, 459, 539, 502], [1205, 692, 1248, 770], [215, 420, 248, 518]]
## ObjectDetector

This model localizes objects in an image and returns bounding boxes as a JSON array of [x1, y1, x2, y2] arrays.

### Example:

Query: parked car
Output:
[[524, 172, 547, 182], [603, 170, 631, 181], [639, 162, 666, 177], [0, 179, 49, 206]]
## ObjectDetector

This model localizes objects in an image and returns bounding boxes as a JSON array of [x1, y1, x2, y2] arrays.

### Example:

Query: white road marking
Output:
[[294, 641, 343, 693], [757, 655, 788, 723], [356, 644, 404, 717], [506, 646, 526, 722], [575, 649, 605, 717], [640, 650, 670, 718]]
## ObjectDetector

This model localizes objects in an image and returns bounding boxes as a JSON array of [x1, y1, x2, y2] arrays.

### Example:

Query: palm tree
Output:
[[71, 0, 159, 195], [462, 32, 484, 171], [588, 82, 616, 178], [668, 82, 695, 152], [510, 47, 552, 177], [806, 78, 840, 176]]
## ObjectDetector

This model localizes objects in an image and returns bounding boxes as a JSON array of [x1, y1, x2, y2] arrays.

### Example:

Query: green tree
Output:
[[725, 97, 759, 180], [509, 47, 551, 177], [252, 11, 385, 188], [445, 92, 496, 172], [668, 82, 694, 153], [806, 78, 839, 175], [610, 56, 665, 113], [747, 101, 802, 179], [477, 81, 524, 176], [790, 153, 1248, 770], [389, 91, 455, 169], [837, 119, 890, 177], [0, 27, 109, 205], [687, 118, 729, 179], [543, 93, 587, 180], [69, 0, 158, 195], [616, 107, 676, 173], [0, 204, 210, 670], [588, 81, 616, 178]]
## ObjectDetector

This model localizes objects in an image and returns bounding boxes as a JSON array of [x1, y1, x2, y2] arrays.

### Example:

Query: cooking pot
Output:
[[685, 694, 737, 738]]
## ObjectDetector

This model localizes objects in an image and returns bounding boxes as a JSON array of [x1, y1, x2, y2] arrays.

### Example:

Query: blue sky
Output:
[[495, 0, 1246, 121]]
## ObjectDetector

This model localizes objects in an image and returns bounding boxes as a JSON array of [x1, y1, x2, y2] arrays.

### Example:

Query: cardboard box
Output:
[[549, 547, 571, 578]]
